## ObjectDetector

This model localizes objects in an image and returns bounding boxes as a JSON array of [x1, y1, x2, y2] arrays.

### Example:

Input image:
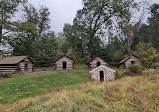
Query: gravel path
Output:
[[0, 70, 61, 84]]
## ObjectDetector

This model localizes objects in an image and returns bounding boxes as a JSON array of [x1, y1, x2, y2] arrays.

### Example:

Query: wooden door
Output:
[[25, 63, 28, 71], [63, 62, 67, 69]]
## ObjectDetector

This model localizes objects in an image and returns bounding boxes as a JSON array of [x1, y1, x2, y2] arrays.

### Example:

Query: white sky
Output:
[[28, 0, 83, 33]]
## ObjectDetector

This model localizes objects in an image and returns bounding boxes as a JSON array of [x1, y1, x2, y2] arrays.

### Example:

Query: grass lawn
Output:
[[1, 73, 158, 112], [1, 64, 159, 112], [0, 70, 90, 104]]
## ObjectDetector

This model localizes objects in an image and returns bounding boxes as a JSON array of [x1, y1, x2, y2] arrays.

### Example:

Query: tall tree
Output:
[[147, 4, 159, 49], [73, 0, 135, 61], [22, 4, 51, 36], [0, 0, 26, 42], [133, 4, 159, 50]]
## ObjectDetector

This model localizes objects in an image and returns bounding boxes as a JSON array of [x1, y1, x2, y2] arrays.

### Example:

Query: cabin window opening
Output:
[[25, 63, 28, 71], [97, 62, 101, 67], [131, 61, 135, 64], [99, 71, 104, 81], [63, 62, 67, 69]]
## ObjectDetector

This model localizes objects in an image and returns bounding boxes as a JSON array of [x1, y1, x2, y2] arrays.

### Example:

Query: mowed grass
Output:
[[0, 70, 90, 104], [1, 74, 159, 112]]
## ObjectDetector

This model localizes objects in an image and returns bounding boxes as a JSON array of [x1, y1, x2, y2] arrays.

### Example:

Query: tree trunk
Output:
[[0, 25, 2, 43], [127, 36, 131, 49], [87, 40, 91, 62]]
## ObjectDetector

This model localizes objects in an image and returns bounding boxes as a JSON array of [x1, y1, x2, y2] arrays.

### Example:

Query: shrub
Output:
[[151, 62, 159, 69], [115, 72, 123, 79], [124, 65, 143, 76]]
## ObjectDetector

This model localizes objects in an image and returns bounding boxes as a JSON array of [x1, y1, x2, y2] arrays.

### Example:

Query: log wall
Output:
[[120, 56, 139, 69], [19, 57, 33, 73], [55, 56, 74, 71], [90, 57, 107, 69], [0, 64, 17, 74]]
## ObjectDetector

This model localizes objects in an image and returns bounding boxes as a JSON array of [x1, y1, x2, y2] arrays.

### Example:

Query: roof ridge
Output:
[[89, 65, 116, 73]]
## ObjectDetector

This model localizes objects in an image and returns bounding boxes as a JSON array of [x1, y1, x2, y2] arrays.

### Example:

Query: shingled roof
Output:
[[0, 56, 28, 64]]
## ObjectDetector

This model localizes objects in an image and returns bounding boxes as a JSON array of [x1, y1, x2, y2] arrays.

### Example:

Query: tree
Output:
[[32, 34, 58, 66], [135, 42, 157, 68], [133, 4, 159, 50], [102, 36, 129, 65], [147, 4, 159, 49], [0, 0, 26, 42], [22, 4, 51, 36], [9, 22, 38, 56], [63, 24, 84, 60], [73, 0, 136, 61]]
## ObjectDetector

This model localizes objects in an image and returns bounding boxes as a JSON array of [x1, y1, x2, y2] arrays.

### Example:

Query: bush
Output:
[[124, 65, 143, 76], [115, 72, 123, 79], [151, 62, 159, 69]]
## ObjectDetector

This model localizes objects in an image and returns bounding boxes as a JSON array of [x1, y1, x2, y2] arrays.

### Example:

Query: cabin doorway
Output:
[[99, 71, 104, 81], [24, 63, 28, 71], [97, 62, 101, 67], [63, 62, 67, 69]]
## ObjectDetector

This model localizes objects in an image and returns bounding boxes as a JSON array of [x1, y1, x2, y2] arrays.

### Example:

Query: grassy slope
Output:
[[1, 74, 158, 112], [0, 65, 159, 112], [0, 70, 90, 104]]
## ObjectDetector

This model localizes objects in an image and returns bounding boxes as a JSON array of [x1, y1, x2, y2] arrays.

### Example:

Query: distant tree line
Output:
[[1, 0, 159, 67]]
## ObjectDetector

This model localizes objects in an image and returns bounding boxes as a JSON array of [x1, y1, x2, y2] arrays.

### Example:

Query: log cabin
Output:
[[119, 55, 139, 69], [89, 57, 108, 70], [55, 56, 74, 71], [0, 56, 33, 75]]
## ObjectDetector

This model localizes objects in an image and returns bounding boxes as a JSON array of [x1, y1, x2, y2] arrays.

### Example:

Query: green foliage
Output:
[[103, 37, 130, 66], [123, 65, 144, 76], [135, 42, 158, 68], [0, 0, 27, 42], [133, 4, 159, 50], [151, 62, 159, 69], [66, 48, 77, 62], [73, 0, 135, 60], [32, 35, 58, 66], [127, 65, 143, 75]]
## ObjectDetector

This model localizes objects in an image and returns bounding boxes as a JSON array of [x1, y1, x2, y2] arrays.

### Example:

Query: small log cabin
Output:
[[89, 65, 116, 81], [119, 55, 139, 69], [55, 56, 74, 71], [89, 57, 108, 69], [0, 56, 33, 75]]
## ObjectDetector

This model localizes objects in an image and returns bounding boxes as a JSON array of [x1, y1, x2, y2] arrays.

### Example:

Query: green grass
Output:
[[75, 64, 89, 70], [34, 66, 54, 72], [3, 74, 158, 112], [0, 70, 90, 104], [0, 65, 159, 112]]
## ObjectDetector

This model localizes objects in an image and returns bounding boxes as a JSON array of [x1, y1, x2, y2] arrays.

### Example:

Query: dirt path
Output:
[[0, 70, 61, 84]]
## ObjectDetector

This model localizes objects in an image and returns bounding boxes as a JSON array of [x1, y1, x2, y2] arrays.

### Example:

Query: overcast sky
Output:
[[28, 0, 82, 33], [28, 0, 159, 33]]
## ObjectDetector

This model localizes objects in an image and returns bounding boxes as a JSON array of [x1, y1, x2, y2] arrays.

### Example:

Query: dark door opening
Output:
[[99, 71, 104, 81], [131, 61, 135, 65], [63, 62, 67, 69], [24, 63, 28, 71], [97, 62, 101, 67]]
